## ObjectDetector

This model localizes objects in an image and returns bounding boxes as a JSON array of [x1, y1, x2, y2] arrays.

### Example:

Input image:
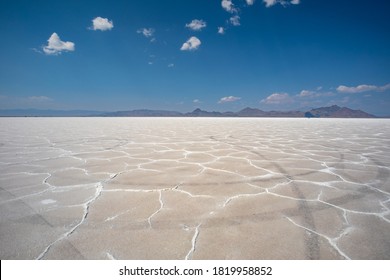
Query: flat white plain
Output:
[[0, 117, 389, 259]]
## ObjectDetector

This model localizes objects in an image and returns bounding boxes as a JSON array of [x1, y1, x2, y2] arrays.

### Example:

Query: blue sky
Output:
[[0, 0, 389, 115]]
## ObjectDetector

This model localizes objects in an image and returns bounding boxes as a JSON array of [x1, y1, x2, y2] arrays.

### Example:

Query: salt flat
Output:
[[0, 117, 389, 260]]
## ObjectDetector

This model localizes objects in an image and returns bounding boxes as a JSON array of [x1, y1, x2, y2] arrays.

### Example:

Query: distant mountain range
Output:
[[0, 105, 378, 118], [99, 105, 377, 118]]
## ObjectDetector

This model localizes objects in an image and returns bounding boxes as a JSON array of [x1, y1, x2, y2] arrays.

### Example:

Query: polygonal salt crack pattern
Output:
[[0, 117, 389, 259]]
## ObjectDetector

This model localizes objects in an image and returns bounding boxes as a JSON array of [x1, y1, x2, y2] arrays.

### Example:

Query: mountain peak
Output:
[[306, 105, 375, 118], [186, 108, 223, 117], [237, 107, 266, 117]]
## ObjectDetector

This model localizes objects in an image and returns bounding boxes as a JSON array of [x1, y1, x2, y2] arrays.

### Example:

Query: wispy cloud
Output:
[[180, 36, 201, 51], [193, 99, 201, 104], [90, 17, 114, 31], [137, 28, 155, 38], [218, 96, 241, 103], [261, 93, 292, 104], [221, 0, 238, 13], [43, 33, 75, 55], [137, 28, 156, 42], [218, 0, 299, 36], [263, 0, 277, 7], [263, 0, 300, 7], [297, 89, 334, 98], [298, 90, 315, 97], [185, 19, 207, 31], [168, 63, 174, 68], [230, 15, 241, 26], [221, 0, 264, 32], [337, 83, 390, 93]]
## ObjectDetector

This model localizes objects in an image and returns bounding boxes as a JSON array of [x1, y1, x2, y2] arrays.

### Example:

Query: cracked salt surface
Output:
[[0, 117, 389, 259]]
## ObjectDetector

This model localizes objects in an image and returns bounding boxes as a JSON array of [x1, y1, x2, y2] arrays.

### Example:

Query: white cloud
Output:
[[337, 85, 376, 93], [263, 0, 300, 7], [168, 63, 174, 68], [263, 0, 277, 7], [222, 0, 237, 13], [297, 88, 335, 99], [180, 36, 201, 51], [137, 28, 155, 38], [381, 84, 390, 91], [298, 90, 315, 97], [91, 17, 114, 31], [230, 15, 241, 26], [185, 19, 207, 31], [218, 96, 241, 103], [43, 33, 75, 55], [218, 27, 225, 34], [261, 93, 292, 104], [193, 99, 201, 104], [246, 0, 255, 5], [336, 83, 390, 93]]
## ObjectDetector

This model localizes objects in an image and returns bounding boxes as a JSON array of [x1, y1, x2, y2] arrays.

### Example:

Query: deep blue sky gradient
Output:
[[0, 0, 389, 115]]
